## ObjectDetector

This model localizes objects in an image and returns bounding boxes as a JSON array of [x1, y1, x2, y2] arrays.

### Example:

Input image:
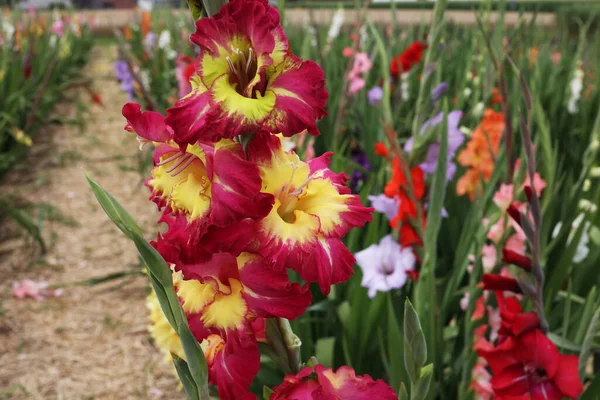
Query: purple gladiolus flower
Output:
[[355, 235, 416, 298], [349, 147, 371, 191], [368, 86, 384, 105], [431, 82, 448, 104], [114, 60, 135, 101], [144, 32, 157, 48], [368, 194, 399, 221], [405, 110, 464, 181]]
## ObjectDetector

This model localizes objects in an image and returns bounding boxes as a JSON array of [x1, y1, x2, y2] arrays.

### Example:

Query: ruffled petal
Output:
[[552, 355, 584, 398], [202, 139, 274, 227], [203, 331, 260, 400], [237, 252, 311, 320], [315, 365, 397, 399], [262, 54, 328, 137]]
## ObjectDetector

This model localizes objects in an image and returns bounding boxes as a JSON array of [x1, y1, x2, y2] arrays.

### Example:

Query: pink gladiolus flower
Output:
[[493, 183, 513, 211], [12, 279, 62, 300], [471, 361, 494, 400], [505, 233, 526, 256], [352, 52, 373, 74], [349, 76, 366, 94], [523, 172, 547, 197], [342, 47, 354, 57], [481, 244, 497, 272], [52, 20, 64, 38], [487, 217, 505, 244]]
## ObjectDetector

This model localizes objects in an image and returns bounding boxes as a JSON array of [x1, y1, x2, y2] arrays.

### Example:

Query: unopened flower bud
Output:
[[502, 249, 533, 272]]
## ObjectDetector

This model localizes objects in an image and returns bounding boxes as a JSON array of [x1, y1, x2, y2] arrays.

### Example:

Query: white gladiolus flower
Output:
[[327, 8, 344, 41], [401, 72, 410, 101], [158, 30, 171, 50], [552, 213, 592, 264], [567, 69, 584, 114]]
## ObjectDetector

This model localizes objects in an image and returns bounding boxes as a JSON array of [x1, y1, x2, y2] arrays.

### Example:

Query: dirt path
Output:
[[0, 46, 181, 399]]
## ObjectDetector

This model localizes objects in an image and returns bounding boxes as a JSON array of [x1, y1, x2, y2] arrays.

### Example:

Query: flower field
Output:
[[1, 1, 600, 399]]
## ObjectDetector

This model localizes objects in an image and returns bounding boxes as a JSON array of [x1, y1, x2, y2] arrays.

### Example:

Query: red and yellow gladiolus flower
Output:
[[147, 285, 261, 400], [123, 103, 273, 234], [165, 0, 327, 145], [201, 331, 260, 400], [172, 251, 311, 340], [152, 215, 311, 339], [248, 133, 373, 294], [270, 364, 398, 399]]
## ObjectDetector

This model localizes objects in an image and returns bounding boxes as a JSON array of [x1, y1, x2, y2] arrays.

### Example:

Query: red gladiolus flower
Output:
[[384, 158, 426, 247], [374, 141, 389, 158], [494, 291, 540, 339], [482, 274, 522, 294], [390, 41, 427, 77], [491, 87, 503, 105], [479, 329, 584, 400], [270, 364, 397, 399], [502, 248, 533, 272]]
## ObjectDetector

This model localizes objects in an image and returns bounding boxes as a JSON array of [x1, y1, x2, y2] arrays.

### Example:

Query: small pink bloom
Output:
[[481, 244, 497, 272], [342, 47, 354, 57], [551, 51, 561, 65], [52, 20, 64, 38], [460, 291, 470, 311], [471, 361, 494, 400], [523, 172, 546, 197], [487, 218, 505, 244], [12, 279, 61, 300], [493, 183, 513, 211], [505, 233, 526, 256], [353, 52, 373, 74], [349, 77, 366, 94], [486, 306, 501, 342]]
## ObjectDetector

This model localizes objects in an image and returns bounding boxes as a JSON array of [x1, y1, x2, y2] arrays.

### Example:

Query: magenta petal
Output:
[[238, 254, 311, 320], [165, 88, 216, 146], [122, 103, 172, 142]]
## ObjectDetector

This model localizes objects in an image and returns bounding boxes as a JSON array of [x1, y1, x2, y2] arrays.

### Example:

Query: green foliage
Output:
[[86, 175, 210, 399]]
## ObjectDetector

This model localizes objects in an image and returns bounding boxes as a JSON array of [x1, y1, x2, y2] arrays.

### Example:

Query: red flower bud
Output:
[[502, 249, 533, 272], [482, 274, 522, 294], [507, 203, 522, 225], [374, 142, 389, 158], [523, 185, 534, 202]]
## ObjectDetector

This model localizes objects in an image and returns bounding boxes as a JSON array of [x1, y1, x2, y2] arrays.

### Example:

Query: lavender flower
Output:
[[368, 86, 383, 105], [144, 32, 157, 49], [405, 110, 464, 181], [431, 82, 448, 104], [355, 235, 416, 298], [114, 60, 134, 101], [368, 194, 399, 221]]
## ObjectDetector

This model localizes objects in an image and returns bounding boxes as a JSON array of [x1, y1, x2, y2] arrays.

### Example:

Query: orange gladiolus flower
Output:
[[456, 109, 505, 200], [141, 11, 151, 38]]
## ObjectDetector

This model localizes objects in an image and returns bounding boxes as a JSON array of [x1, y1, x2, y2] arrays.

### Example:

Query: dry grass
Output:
[[0, 46, 182, 399]]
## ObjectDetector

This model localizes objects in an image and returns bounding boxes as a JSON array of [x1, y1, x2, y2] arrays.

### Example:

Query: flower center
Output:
[[276, 165, 316, 224], [524, 363, 547, 384], [379, 263, 395, 276], [226, 47, 257, 97], [157, 150, 198, 177]]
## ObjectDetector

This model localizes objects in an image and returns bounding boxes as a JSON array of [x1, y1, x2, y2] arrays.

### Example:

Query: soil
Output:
[[0, 46, 182, 399]]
